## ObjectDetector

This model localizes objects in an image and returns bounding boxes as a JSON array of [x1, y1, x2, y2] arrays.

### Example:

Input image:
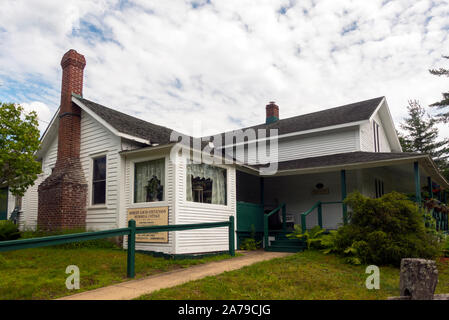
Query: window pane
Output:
[[93, 180, 106, 205], [186, 163, 227, 205], [93, 157, 106, 181], [92, 156, 106, 205], [134, 159, 165, 203]]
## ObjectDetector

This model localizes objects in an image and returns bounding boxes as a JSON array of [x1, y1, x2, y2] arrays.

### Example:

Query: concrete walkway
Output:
[[58, 250, 292, 300]]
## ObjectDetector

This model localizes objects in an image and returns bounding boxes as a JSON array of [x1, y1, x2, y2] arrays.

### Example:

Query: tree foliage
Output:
[[399, 100, 449, 177], [0, 102, 41, 196], [429, 55, 449, 122]]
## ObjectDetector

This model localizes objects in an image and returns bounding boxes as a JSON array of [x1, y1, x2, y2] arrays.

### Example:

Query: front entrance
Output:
[[0, 187, 8, 220]]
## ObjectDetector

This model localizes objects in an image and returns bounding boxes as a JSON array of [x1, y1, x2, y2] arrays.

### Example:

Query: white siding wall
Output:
[[372, 113, 392, 152], [19, 110, 122, 231], [359, 113, 392, 153], [230, 128, 359, 165], [122, 150, 176, 254], [277, 129, 359, 162], [20, 135, 58, 230], [175, 155, 236, 254], [6, 189, 16, 219], [359, 165, 417, 198], [80, 111, 121, 231], [360, 121, 374, 152], [19, 174, 45, 229]]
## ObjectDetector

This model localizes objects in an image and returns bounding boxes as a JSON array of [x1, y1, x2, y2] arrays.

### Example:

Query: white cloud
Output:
[[0, 0, 448, 138], [20, 101, 53, 133]]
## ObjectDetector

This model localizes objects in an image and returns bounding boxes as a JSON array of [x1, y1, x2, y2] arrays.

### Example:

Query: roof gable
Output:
[[74, 96, 176, 145]]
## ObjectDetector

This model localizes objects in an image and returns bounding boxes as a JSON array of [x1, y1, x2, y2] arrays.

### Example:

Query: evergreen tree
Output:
[[429, 55, 449, 122], [400, 100, 449, 177]]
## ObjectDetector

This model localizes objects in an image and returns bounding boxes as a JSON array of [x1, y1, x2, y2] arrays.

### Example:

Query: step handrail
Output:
[[300, 201, 343, 233], [263, 203, 286, 249]]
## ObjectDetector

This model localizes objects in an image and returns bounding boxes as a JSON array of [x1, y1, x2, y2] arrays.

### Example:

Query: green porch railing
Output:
[[429, 208, 449, 232], [263, 203, 286, 249], [0, 216, 235, 278], [300, 201, 343, 233]]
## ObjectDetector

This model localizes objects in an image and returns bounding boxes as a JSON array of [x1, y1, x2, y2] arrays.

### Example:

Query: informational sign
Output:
[[127, 206, 169, 243]]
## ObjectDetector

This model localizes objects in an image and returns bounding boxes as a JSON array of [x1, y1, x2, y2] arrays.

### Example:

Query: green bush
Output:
[[240, 238, 261, 251], [443, 235, 449, 257], [0, 221, 21, 241], [331, 191, 441, 266], [287, 225, 326, 249], [239, 224, 261, 251]]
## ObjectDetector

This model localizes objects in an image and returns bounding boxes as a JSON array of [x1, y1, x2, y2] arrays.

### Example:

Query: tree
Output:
[[429, 55, 449, 122], [399, 100, 449, 176], [0, 102, 41, 196]]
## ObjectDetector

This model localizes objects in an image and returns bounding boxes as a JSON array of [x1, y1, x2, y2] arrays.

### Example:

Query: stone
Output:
[[399, 258, 438, 300]]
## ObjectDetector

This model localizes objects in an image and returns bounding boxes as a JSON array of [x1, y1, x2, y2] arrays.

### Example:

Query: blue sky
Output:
[[0, 0, 448, 137]]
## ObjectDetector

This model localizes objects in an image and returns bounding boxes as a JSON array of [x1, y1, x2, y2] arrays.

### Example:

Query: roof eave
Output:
[[72, 96, 151, 145]]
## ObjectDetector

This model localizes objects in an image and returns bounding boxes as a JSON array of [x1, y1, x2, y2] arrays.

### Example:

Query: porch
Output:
[[235, 152, 449, 252]]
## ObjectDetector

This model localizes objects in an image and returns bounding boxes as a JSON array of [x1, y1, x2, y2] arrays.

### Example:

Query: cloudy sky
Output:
[[1, 0, 448, 138]]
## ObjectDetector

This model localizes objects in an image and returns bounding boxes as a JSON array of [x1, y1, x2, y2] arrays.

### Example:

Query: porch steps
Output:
[[266, 232, 307, 253]]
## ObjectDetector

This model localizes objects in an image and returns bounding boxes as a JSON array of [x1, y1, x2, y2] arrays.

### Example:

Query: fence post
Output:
[[317, 202, 323, 229], [229, 216, 235, 256], [127, 219, 136, 278]]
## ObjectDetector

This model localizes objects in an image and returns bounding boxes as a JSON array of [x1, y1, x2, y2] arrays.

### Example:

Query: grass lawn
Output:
[[138, 250, 449, 300], [0, 247, 234, 300]]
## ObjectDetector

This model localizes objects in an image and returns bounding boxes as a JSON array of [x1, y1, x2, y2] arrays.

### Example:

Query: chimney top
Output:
[[266, 101, 279, 124], [61, 49, 86, 69]]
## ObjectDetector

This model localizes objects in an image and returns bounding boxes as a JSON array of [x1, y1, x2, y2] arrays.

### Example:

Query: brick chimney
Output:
[[37, 49, 88, 230], [266, 101, 279, 124]]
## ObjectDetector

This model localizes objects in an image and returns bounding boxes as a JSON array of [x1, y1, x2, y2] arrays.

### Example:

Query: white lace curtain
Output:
[[134, 158, 165, 203], [186, 163, 227, 205]]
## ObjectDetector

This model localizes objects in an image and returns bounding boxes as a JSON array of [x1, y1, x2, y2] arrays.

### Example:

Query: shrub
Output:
[[240, 238, 260, 251], [287, 225, 326, 249], [331, 191, 441, 266], [239, 224, 261, 251], [0, 221, 21, 241], [443, 235, 449, 257]]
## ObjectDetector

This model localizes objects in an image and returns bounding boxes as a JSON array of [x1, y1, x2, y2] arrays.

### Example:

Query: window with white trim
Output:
[[134, 158, 165, 203], [92, 156, 107, 205], [186, 163, 227, 205]]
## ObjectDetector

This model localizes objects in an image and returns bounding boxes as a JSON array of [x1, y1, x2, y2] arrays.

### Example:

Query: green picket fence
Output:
[[0, 216, 235, 278]]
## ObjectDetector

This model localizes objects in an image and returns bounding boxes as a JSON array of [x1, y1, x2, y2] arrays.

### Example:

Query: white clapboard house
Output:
[[1, 50, 448, 255]]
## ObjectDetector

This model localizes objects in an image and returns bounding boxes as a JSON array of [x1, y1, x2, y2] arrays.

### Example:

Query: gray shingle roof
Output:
[[254, 151, 425, 171], [205, 96, 384, 139], [76, 97, 176, 145], [77, 96, 384, 146]]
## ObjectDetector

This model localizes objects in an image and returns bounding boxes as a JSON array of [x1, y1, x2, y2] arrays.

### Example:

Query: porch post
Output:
[[341, 170, 348, 225], [414, 161, 421, 204], [260, 177, 264, 207], [427, 176, 433, 199], [282, 204, 286, 231], [317, 202, 323, 228]]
